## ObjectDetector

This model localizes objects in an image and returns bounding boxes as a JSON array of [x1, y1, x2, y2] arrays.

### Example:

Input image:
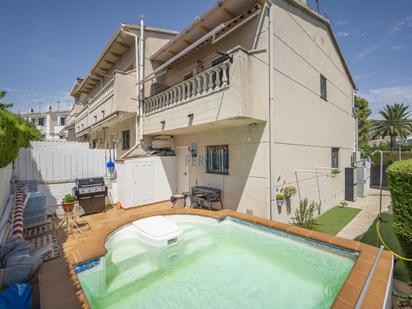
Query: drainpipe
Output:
[[120, 24, 140, 144], [138, 16, 144, 143], [267, 1, 276, 220]]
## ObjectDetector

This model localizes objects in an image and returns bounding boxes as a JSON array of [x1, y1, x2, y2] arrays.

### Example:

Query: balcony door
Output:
[[175, 146, 189, 194]]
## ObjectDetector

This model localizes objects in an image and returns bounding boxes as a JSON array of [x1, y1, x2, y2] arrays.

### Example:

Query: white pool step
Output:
[[110, 244, 147, 265], [107, 262, 158, 293]]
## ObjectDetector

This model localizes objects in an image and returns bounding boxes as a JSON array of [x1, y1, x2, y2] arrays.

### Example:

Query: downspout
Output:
[[138, 16, 144, 142], [268, 1, 276, 220], [120, 24, 140, 144]]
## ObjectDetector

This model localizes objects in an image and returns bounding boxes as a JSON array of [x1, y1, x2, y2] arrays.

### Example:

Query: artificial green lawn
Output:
[[314, 206, 361, 236], [361, 213, 411, 285]]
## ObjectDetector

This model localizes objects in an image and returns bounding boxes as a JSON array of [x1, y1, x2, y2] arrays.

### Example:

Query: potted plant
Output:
[[284, 185, 297, 198], [276, 194, 284, 207], [62, 194, 77, 213], [330, 169, 341, 177]]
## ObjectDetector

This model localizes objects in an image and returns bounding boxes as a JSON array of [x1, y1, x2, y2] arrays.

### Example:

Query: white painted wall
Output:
[[115, 156, 176, 208], [0, 164, 12, 216]]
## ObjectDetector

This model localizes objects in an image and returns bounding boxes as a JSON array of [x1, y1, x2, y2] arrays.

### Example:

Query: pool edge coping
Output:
[[65, 208, 393, 309]]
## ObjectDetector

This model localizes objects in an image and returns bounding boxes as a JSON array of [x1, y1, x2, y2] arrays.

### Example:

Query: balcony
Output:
[[75, 70, 136, 135], [144, 60, 230, 116], [142, 48, 268, 135]]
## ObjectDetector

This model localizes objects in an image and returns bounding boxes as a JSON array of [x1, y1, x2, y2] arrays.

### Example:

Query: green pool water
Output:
[[77, 215, 356, 309]]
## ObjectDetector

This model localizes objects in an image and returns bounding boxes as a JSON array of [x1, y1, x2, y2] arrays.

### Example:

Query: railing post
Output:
[[191, 79, 197, 97], [221, 63, 229, 87], [195, 76, 201, 96], [207, 71, 214, 93], [214, 67, 221, 89]]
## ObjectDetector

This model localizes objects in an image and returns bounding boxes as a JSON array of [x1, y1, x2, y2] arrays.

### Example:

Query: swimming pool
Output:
[[75, 215, 357, 308]]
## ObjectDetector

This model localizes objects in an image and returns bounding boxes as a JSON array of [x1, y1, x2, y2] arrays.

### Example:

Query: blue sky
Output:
[[0, 0, 411, 118]]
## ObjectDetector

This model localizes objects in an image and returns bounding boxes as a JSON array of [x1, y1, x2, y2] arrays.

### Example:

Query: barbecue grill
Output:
[[73, 177, 107, 215]]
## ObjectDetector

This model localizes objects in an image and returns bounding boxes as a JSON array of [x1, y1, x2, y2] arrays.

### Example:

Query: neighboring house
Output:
[[23, 107, 69, 140], [70, 0, 357, 223], [69, 23, 178, 157]]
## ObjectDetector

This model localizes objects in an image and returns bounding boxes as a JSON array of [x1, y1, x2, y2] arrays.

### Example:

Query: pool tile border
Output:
[[63, 208, 392, 309]]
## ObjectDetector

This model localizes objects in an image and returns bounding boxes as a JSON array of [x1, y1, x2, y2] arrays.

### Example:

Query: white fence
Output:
[[14, 141, 110, 183], [0, 163, 12, 215]]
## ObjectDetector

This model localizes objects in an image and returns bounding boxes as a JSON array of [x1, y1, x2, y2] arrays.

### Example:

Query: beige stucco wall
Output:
[[158, 1, 355, 224], [271, 0, 356, 222], [174, 123, 270, 219], [88, 115, 136, 157]]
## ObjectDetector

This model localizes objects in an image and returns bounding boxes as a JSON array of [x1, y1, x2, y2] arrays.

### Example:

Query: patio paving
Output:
[[336, 188, 392, 240]]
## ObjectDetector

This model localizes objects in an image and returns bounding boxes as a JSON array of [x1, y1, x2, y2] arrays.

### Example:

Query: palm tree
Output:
[[371, 103, 412, 150]]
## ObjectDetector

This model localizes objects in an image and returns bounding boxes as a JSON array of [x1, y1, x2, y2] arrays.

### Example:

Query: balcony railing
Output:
[[144, 60, 230, 116]]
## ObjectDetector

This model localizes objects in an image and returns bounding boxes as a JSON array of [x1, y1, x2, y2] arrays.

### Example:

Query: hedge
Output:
[[386, 159, 412, 278], [0, 109, 41, 168]]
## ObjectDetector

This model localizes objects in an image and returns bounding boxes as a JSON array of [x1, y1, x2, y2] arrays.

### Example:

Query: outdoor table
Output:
[[191, 186, 223, 210], [56, 205, 85, 234]]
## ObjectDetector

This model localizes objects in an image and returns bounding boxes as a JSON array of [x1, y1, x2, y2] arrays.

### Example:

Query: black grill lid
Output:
[[75, 177, 105, 187]]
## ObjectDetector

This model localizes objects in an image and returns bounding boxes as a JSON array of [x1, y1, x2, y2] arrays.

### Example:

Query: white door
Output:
[[175, 146, 189, 193]]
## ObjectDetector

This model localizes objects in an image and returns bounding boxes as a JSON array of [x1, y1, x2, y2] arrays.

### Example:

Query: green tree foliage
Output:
[[371, 103, 412, 150], [354, 96, 371, 143], [354, 96, 372, 156], [386, 159, 412, 278], [0, 90, 14, 110], [0, 91, 42, 168]]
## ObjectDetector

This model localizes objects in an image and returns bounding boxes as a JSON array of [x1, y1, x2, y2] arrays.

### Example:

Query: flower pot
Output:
[[276, 199, 284, 207], [62, 202, 75, 213]]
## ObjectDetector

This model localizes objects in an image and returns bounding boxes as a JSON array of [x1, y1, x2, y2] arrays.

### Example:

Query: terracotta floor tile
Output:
[[360, 291, 384, 308], [336, 282, 362, 305], [346, 269, 368, 288], [353, 257, 373, 275], [358, 243, 378, 256], [332, 297, 353, 309], [307, 230, 334, 243], [373, 266, 391, 282], [368, 277, 388, 296], [288, 225, 311, 237], [330, 237, 360, 251]]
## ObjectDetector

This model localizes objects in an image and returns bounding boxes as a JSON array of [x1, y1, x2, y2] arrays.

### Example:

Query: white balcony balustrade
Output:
[[144, 60, 230, 116]]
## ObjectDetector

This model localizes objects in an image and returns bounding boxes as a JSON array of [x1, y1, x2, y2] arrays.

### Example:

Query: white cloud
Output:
[[337, 31, 350, 37], [357, 85, 412, 118], [355, 14, 412, 61], [389, 14, 412, 33], [7, 88, 73, 114], [336, 21, 348, 25], [388, 44, 406, 51]]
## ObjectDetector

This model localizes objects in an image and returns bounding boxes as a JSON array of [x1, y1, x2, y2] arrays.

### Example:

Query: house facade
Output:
[[69, 23, 177, 157], [71, 0, 357, 223], [23, 107, 69, 140]]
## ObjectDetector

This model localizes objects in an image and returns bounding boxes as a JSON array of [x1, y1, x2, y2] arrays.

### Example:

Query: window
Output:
[[320, 74, 327, 101], [92, 139, 97, 149], [122, 130, 130, 150], [331, 147, 339, 169], [59, 117, 66, 126], [206, 145, 229, 175], [37, 118, 45, 126]]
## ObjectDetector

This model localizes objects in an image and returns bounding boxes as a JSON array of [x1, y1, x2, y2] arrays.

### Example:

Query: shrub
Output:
[[0, 109, 41, 168], [386, 159, 412, 278], [284, 185, 297, 197], [292, 198, 318, 230]]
